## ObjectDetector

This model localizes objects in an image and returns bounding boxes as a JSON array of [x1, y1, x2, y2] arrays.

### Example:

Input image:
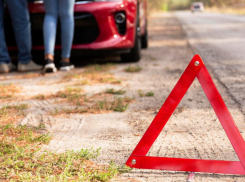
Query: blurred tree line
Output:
[[147, 0, 245, 11]]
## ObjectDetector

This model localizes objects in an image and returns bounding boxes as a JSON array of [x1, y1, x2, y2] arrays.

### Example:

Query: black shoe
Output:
[[44, 59, 57, 73], [59, 61, 74, 71]]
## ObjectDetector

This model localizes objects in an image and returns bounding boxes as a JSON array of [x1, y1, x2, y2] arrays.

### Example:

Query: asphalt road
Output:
[[176, 11, 245, 116]]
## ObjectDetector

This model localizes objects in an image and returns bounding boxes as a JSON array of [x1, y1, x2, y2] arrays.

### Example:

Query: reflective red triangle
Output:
[[126, 55, 245, 175]]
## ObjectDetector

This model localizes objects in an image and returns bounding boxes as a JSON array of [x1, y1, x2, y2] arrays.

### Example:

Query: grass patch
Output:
[[138, 90, 155, 97], [62, 64, 121, 85], [145, 92, 155, 97], [149, 55, 157, 61], [50, 96, 134, 115], [106, 88, 126, 95], [0, 124, 124, 181], [32, 88, 133, 115], [0, 104, 29, 125], [84, 64, 116, 73], [0, 83, 20, 100], [33, 94, 46, 100], [17, 73, 42, 79], [0, 124, 51, 146], [33, 87, 84, 102], [124, 66, 142, 73], [66, 73, 121, 85]]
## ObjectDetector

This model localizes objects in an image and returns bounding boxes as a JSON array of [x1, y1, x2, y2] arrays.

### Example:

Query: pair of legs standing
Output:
[[0, 0, 42, 73], [43, 0, 75, 72]]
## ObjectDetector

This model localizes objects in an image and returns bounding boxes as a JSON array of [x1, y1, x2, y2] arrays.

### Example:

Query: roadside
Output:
[[206, 7, 245, 15], [0, 12, 245, 181]]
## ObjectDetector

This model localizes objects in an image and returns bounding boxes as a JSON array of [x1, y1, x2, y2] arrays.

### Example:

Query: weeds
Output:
[[138, 90, 155, 97], [63, 64, 121, 85], [0, 104, 29, 125], [50, 96, 134, 115], [0, 83, 20, 99], [145, 91, 155, 97], [124, 66, 142, 73], [69, 73, 121, 85], [56, 87, 84, 101], [84, 63, 116, 73], [0, 124, 127, 181], [149, 55, 157, 61], [106, 88, 126, 95], [0, 124, 51, 148], [33, 94, 45, 100]]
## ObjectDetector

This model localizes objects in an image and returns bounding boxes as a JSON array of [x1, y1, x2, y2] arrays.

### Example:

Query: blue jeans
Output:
[[0, 0, 32, 64], [43, 0, 75, 58]]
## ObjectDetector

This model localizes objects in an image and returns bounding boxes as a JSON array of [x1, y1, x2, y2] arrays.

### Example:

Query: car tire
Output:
[[121, 17, 141, 63], [141, 20, 148, 49]]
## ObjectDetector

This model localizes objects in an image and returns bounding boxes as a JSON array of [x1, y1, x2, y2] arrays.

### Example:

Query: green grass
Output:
[[0, 124, 128, 181], [84, 63, 116, 73], [64, 71, 121, 85], [138, 90, 155, 97], [33, 94, 45, 100], [57, 87, 83, 100], [0, 104, 29, 116], [51, 96, 134, 115], [8, 103, 29, 111], [106, 88, 126, 95], [0, 83, 20, 99], [145, 92, 155, 97], [124, 66, 142, 73], [0, 124, 51, 145], [149, 55, 157, 61], [0, 104, 30, 125], [112, 97, 130, 112]]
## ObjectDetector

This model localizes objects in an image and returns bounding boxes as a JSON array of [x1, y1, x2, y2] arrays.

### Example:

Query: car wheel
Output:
[[141, 20, 148, 49], [121, 17, 141, 63]]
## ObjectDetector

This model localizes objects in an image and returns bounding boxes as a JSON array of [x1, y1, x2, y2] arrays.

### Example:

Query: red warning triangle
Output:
[[126, 55, 245, 175]]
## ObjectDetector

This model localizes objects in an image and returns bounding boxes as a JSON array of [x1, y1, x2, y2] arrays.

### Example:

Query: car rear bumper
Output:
[[6, 1, 137, 51]]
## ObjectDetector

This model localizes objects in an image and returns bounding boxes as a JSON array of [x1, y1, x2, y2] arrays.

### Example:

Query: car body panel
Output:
[[6, 0, 147, 53]]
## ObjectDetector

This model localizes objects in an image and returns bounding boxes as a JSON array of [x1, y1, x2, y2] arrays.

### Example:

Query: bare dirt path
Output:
[[1, 12, 245, 181]]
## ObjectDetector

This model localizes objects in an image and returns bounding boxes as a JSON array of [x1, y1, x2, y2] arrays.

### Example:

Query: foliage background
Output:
[[147, 0, 245, 11]]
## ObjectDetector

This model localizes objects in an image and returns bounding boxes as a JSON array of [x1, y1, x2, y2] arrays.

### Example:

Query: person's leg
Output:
[[43, 0, 58, 61], [0, 0, 11, 64], [59, 0, 75, 61], [43, 0, 59, 73], [5, 0, 32, 64], [58, 0, 75, 71]]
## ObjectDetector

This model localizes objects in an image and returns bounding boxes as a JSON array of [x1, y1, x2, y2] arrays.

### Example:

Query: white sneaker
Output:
[[43, 59, 57, 73], [59, 61, 74, 71], [0, 63, 16, 73], [18, 60, 43, 72]]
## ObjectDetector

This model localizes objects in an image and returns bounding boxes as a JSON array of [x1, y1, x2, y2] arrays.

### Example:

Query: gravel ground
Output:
[[1, 12, 245, 181]]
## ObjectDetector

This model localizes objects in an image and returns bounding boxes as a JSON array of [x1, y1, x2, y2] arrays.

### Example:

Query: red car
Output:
[[5, 0, 148, 63]]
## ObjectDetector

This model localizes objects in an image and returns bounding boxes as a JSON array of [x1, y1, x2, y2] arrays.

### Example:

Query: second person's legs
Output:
[[43, 0, 58, 61], [43, 0, 58, 72], [58, 0, 75, 71], [59, 0, 75, 61]]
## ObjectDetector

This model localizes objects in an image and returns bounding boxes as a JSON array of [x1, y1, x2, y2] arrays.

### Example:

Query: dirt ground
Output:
[[1, 12, 245, 181]]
